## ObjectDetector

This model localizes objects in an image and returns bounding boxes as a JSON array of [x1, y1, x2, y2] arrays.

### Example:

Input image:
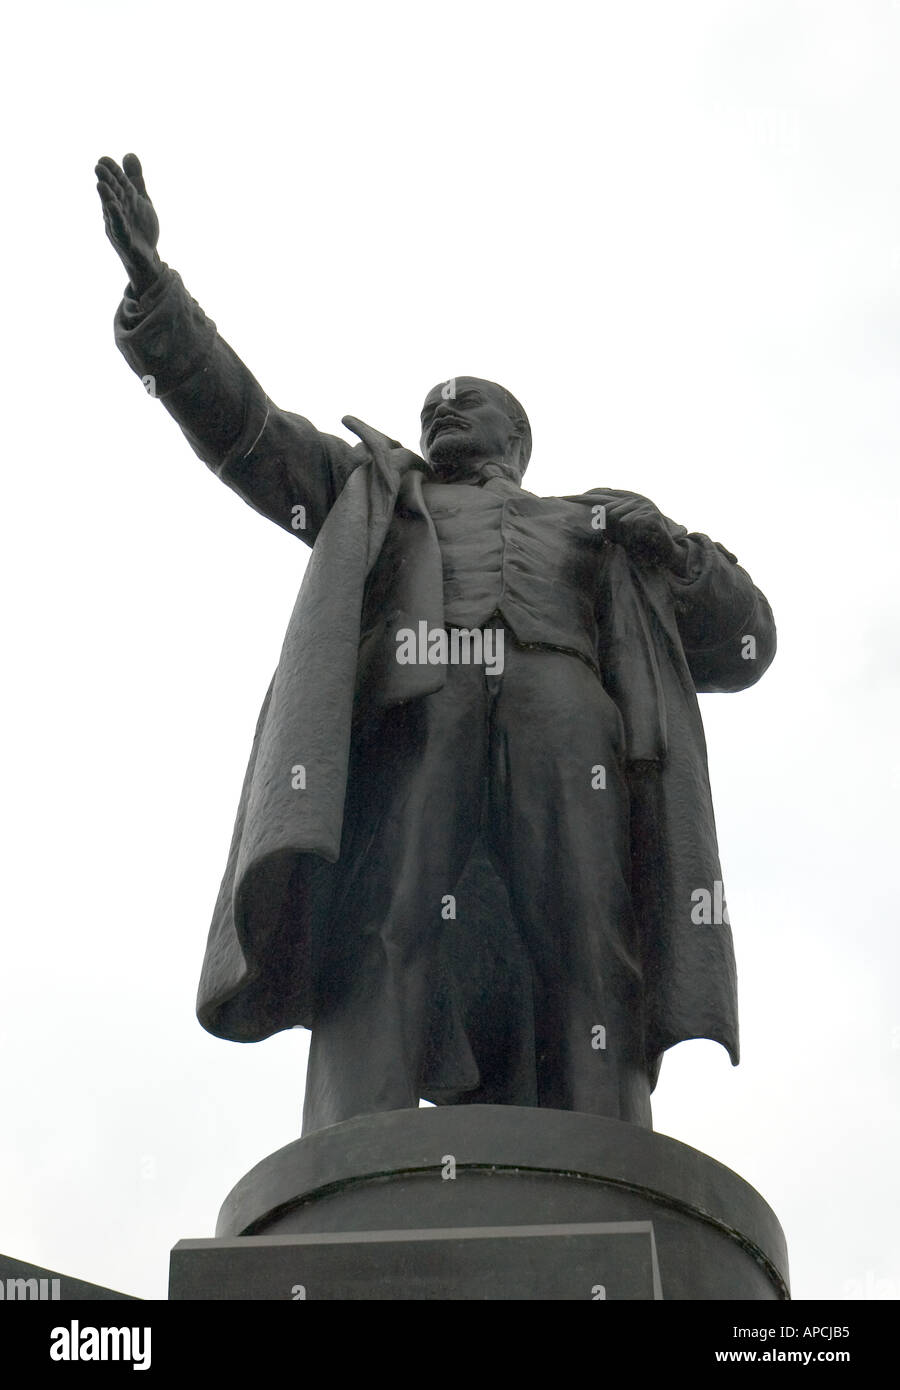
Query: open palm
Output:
[[95, 153, 161, 294]]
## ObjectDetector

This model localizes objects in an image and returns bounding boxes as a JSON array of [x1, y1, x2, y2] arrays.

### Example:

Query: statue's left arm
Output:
[[662, 530, 776, 693], [602, 494, 776, 693]]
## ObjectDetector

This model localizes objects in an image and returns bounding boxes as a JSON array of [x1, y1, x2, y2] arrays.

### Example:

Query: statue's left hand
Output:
[[602, 496, 687, 571]]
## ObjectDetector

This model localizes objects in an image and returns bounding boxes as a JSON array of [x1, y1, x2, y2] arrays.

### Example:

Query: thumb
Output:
[[123, 152, 148, 197]]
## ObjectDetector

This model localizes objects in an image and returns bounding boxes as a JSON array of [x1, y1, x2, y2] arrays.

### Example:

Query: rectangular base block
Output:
[[170, 1221, 662, 1300]]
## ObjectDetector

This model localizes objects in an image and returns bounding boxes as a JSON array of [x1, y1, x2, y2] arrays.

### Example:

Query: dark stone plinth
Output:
[[171, 1224, 660, 1300], [169, 1107, 789, 1300]]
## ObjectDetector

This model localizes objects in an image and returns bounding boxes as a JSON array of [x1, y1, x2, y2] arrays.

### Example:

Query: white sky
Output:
[[1, 0, 898, 1301]]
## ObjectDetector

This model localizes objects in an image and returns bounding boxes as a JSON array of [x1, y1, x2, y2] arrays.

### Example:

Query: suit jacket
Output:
[[114, 267, 777, 1082]]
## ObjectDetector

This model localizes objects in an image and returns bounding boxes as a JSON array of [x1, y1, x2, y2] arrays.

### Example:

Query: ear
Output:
[[506, 433, 527, 480]]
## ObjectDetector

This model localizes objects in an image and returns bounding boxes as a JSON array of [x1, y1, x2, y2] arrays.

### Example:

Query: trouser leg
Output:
[[488, 639, 652, 1126], [302, 663, 487, 1134]]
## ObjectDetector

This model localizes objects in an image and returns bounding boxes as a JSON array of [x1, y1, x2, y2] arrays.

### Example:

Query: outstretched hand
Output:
[[95, 153, 161, 296]]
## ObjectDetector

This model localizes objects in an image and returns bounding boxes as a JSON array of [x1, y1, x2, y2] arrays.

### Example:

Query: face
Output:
[[419, 377, 523, 481]]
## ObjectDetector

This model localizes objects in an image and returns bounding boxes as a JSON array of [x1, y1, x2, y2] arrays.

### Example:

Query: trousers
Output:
[[301, 626, 652, 1134]]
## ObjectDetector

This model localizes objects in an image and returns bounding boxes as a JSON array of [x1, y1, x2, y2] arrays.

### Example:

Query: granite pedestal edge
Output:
[[170, 1106, 789, 1300]]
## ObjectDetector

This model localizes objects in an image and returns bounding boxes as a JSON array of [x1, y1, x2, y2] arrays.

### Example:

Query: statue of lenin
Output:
[[97, 155, 776, 1136]]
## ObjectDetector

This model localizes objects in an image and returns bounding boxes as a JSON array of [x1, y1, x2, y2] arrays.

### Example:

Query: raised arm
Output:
[[96, 154, 362, 543]]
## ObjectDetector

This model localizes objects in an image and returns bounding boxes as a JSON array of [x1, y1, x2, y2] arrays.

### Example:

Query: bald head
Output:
[[419, 377, 532, 483]]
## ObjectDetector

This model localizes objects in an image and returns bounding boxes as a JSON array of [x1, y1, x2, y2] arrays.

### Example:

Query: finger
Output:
[[98, 163, 134, 214], [96, 182, 130, 241], [97, 181, 125, 225], [96, 155, 131, 199], [103, 198, 129, 245], [123, 152, 148, 197], [95, 159, 125, 194], [603, 498, 644, 521], [616, 503, 658, 525]]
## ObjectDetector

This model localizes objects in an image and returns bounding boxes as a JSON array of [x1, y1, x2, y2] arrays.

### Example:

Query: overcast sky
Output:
[[1, 0, 898, 1301]]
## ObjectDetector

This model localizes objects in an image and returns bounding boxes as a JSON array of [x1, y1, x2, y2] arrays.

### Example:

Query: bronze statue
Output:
[[97, 154, 776, 1136]]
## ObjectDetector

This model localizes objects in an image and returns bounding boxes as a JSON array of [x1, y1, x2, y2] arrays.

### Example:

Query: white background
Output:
[[1, 0, 898, 1300]]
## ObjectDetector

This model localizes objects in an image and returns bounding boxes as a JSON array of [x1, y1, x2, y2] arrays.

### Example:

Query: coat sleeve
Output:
[[662, 527, 776, 693], [114, 265, 363, 545]]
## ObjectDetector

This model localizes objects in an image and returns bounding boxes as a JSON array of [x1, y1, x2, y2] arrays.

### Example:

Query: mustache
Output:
[[428, 416, 469, 445]]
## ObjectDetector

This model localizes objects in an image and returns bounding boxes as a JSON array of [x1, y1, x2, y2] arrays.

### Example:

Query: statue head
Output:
[[419, 377, 532, 483]]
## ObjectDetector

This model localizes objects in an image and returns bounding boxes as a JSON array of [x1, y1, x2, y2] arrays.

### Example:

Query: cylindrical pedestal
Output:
[[170, 1106, 789, 1300]]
